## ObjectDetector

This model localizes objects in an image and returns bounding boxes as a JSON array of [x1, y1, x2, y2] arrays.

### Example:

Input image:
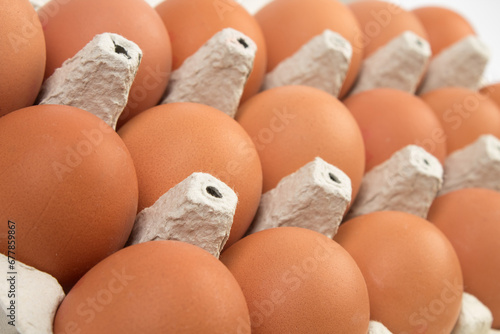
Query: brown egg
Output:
[[0, 105, 138, 291], [39, 0, 172, 124], [334, 211, 463, 334], [481, 83, 500, 110], [349, 0, 428, 58], [220, 227, 370, 333], [428, 188, 500, 329], [255, 0, 362, 98], [156, 0, 266, 103], [0, 0, 45, 117], [118, 102, 262, 248], [54, 240, 251, 333], [420, 87, 500, 155], [343, 88, 447, 172], [413, 6, 476, 57], [236, 85, 365, 199]]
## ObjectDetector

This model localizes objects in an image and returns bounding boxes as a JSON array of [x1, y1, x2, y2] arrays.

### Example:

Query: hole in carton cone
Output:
[[238, 38, 249, 49], [329, 173, 341, 184], [206, 186, 223, 199], [113, 41, 131, 59]]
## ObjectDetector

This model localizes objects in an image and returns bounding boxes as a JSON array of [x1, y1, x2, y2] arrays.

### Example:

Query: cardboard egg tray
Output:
[[1, 0, 499, 333]]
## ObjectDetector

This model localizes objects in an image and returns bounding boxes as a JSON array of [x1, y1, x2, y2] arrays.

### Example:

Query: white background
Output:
[[146, 0, 500, 84]]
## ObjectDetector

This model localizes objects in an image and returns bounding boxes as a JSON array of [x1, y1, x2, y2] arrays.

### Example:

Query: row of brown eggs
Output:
[[1, 0, 500, 333], [1, 0, 484, 119]]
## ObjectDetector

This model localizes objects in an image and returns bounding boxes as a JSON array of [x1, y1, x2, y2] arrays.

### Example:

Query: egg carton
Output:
[[3, 1, 499, 333]]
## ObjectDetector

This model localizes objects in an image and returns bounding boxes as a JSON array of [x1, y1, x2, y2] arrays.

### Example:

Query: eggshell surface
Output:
[[39, 0, 172, 125], [156, 0, 266, 103], [118, 102, 262, 248], [236, 85, 365, 199], [481, 83, 500, 110], [427, 188, 500, 329], [349, 0, 428, 58], [413, 6, 476, 57], [343, 88, 447, 172], [0, 0, 46, 117], [255, 0, 363, 98], [54, 240, 251, 333], [420, 87, 500, 155], [0, 105, 138, 291], [334, 211, 463, 334], [220, 227, 370, 334]]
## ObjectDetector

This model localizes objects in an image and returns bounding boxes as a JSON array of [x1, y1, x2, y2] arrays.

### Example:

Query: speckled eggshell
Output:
[[236, 85, 365, 200], [343, 88, 447, 172], [255, 0, 363, 98], [38, 0, 172, 125], [349, 0, 428, 58], [220, 227, 370, 334], [156, 0, 266, 103], [0, 0, 45, 117], [0, 105, 138, 291], [54, 240, 251, 333], [413, 6, 476, 57], [428, 188, 500, 329], [118, 102, 262, 248], [334, 211, 463, 334], [420, 87, 500, 155]]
